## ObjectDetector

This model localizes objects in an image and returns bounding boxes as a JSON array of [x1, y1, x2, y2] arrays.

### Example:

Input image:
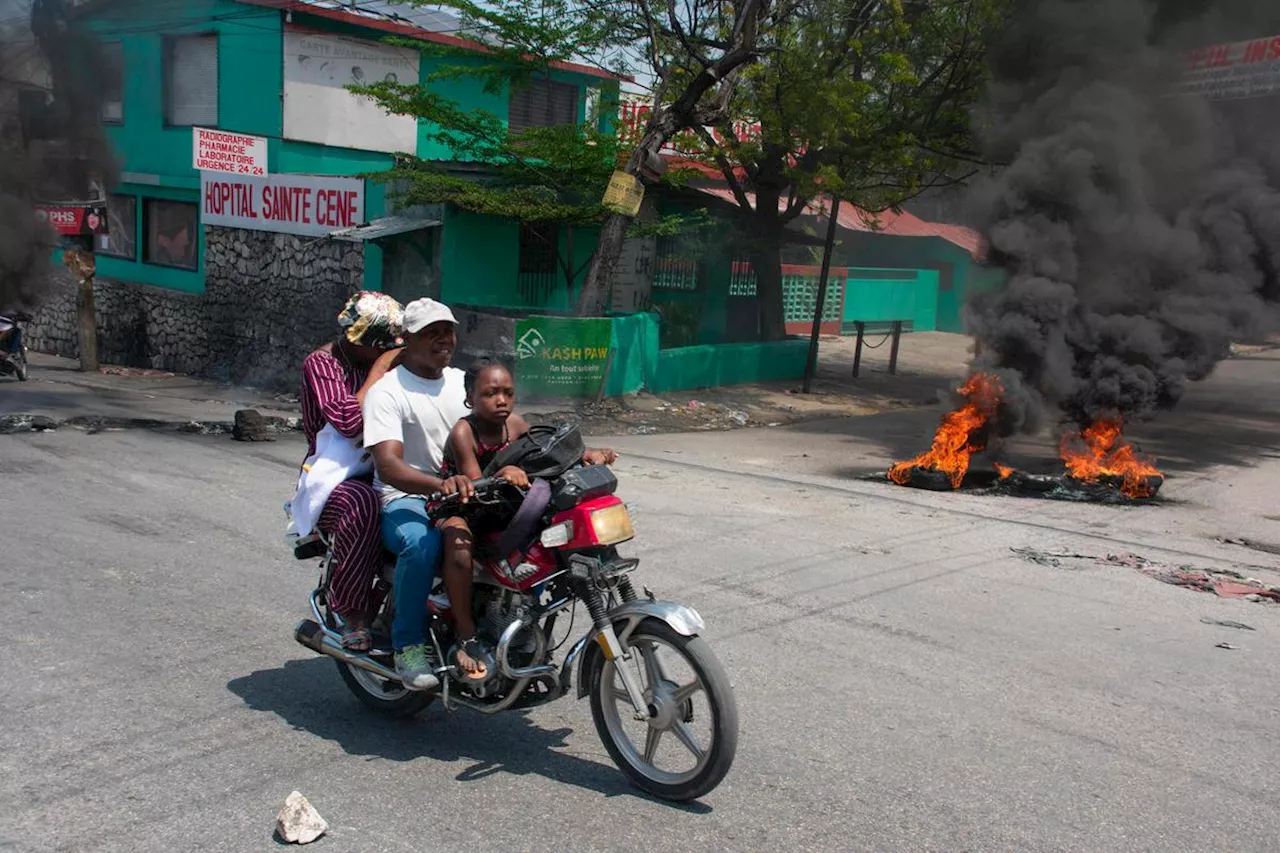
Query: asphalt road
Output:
[[2, 353, 1279, 853]]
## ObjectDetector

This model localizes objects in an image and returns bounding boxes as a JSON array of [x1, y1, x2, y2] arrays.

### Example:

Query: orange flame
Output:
[[888, 373, 1003, 489], [1060, 419, 1163, 499], [994, 463, 1014, 480]]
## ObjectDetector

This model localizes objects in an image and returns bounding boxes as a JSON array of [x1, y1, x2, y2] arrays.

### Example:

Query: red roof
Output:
[[235, 0, 626, 82], [696, 185, 987, 260]]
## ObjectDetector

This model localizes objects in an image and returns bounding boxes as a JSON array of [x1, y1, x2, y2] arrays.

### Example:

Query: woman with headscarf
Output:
[[297, 291, 405, 651]]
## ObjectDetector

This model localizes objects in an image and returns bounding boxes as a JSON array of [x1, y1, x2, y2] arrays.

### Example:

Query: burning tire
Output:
[[905, 467, 957, 491]]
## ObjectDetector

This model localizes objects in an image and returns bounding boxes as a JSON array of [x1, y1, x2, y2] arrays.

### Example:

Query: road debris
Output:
[[276, 791, 328, 844], [1215, 642, 1239, 650], [1103, 553, 1280, 603], [1010, 547, 1098, 568], [1200, 617, 1255, 630]]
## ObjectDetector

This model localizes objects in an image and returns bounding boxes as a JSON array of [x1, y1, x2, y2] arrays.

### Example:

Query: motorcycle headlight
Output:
[[589, 503, 634, 546]]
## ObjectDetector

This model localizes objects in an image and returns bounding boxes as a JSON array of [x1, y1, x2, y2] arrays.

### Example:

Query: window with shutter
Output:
[[102, 42, 123, 124], [164, 35, 218, 127], [508, 79, 579, 133]]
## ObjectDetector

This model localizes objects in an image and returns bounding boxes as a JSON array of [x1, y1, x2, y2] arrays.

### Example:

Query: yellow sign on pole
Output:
[[602, 170, 644, 216]]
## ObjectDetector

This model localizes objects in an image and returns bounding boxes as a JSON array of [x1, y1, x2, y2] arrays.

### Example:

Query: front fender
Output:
[[574, 600, 705, 699]]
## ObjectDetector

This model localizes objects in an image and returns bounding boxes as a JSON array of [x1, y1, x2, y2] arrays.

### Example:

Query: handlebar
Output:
[[427, 476, 500, 505]]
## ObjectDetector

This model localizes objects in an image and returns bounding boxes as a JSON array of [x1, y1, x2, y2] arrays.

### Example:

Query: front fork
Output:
[[581, 575, 653, 721]]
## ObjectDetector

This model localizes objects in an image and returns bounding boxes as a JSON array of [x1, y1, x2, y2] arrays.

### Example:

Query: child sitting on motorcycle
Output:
[[438, 359, 618, 677]]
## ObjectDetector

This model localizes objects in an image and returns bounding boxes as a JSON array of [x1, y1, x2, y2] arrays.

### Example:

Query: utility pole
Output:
[[802, 193, 841, 394]]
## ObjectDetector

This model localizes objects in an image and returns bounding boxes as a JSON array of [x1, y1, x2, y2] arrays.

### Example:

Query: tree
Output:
[[683, 0, 1007, 339], [354, 69, 702, 303], [369, 0, 787, 315]]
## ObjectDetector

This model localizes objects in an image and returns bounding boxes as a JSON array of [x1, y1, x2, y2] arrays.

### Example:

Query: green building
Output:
[[25, 0, 620, 386]]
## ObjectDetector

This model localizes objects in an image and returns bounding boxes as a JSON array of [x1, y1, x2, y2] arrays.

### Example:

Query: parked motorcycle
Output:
[[0, 311, 30, 381], [291, 427, 739, 801]]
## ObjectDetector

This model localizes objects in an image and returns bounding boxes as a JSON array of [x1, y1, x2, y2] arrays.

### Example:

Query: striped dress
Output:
[[299, 347, 382, 619]]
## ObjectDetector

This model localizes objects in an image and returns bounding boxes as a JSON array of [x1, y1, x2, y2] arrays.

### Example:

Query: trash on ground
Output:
[[1200, 617, 1255, 631], [1215, 642, 1239, 650], [1103, 552, 1280, 603]]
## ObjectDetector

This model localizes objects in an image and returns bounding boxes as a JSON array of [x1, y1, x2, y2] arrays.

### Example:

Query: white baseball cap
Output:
[[402, 298, 457, 334]]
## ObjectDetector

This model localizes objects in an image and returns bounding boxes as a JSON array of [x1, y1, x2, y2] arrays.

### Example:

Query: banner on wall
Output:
[[193, 127, 267, 176], [514, 316, 613, 398], [36, 203, 109, 236], [282, 26, 420, 154], [201, 172, 365, 238]]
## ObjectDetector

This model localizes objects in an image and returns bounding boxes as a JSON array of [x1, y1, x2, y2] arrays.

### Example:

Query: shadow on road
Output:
[[226, 657, 712, 813]]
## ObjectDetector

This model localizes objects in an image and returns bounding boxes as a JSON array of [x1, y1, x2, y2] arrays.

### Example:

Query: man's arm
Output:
[[369, 440, 461, 496], [364, 384, 472, 500]]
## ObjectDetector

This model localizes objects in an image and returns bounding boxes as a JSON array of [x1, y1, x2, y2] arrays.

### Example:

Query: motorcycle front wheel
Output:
[[588, 617, 738, 801], [15, 352, 27, 381]]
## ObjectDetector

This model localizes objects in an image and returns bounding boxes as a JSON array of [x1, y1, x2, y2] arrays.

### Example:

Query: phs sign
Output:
[[201, 173, 365, 238]]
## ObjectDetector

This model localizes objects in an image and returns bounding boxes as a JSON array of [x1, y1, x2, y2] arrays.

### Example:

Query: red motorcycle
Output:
[[293, 428, 739, 801]]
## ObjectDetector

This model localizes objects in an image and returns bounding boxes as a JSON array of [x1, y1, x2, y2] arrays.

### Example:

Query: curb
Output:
[[0, 412, 303, 437]]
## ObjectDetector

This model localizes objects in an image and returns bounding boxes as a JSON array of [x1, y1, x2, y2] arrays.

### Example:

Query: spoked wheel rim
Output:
[[345, 657, 412, 701], [599, 635, 715, 787], [327, 613, 411, 701]]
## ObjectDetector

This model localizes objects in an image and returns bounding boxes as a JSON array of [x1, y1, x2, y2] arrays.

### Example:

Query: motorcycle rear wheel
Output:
[[335, 659, 434, 717], [325, 609, 434, 717], [588, 617, 738, 801], [15, 354, 27, 381]]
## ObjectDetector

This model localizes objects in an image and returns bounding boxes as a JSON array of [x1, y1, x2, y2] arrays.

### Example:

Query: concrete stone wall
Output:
[[453, 305, 517, 374], [25, 226, 364, 390]]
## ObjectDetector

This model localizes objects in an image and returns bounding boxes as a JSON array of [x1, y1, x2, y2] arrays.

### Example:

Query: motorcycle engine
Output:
[[455, 589, 536, 699]]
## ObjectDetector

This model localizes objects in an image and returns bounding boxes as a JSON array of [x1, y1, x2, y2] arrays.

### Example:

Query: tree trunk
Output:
[[76, 273, 98, 372], [746, 184, 788, 342], [749, 240, 787, 342], [578, 126, 667, 316], [64, 247, 99, 372]]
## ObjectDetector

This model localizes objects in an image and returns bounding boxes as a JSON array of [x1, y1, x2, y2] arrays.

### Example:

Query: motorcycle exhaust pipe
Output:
[[294, 619, 401, 683]]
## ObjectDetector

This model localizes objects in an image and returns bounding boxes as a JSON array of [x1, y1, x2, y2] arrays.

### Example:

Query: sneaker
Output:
[[394, 644, 440, 692]]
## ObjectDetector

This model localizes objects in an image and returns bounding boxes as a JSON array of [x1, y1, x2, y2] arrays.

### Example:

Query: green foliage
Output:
[[687, 0, 1009, 216]]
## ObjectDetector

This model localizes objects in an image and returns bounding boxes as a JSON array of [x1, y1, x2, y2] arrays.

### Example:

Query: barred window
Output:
[[508, 78, 578, 133]]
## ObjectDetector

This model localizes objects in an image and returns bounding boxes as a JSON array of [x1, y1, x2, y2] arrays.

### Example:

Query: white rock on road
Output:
[[276, 791, 328, 844]]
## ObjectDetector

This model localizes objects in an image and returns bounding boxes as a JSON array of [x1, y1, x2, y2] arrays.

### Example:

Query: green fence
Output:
[[513, 311, 807, 398], [650, 338, 809, 393]]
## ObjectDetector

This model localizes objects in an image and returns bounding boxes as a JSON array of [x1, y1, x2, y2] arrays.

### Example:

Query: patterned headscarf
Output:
[[337, 291, 404, 349]]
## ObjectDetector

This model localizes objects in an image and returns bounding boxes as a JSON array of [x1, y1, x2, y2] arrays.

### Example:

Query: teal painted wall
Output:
[[833, 232, 1005, 333], [651, 338, 809, 393], [85, 0, 608, 297], [439, 207, 519, 305], [841, 268, 940, 331]]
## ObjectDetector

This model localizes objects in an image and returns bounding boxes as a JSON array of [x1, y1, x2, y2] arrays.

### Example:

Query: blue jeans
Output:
[[381, 497, 443, 650]]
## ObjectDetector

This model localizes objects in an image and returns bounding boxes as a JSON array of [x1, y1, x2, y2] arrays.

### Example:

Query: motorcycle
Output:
[[0, 311, 30, 382], [291, 431, 739, 802]]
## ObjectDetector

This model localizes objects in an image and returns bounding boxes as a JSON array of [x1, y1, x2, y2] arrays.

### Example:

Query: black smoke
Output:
[[966, 0, 1280, 431], [0, 0, 116, 310]]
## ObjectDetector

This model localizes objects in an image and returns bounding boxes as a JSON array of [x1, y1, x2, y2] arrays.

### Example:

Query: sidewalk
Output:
[[0, 353, 299, 431], [0, 332, 978, 435]]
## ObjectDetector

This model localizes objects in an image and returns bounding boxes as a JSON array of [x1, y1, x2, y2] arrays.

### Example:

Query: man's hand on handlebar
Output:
[[495, 466, 530, 489], [439, 474, 475, 503]]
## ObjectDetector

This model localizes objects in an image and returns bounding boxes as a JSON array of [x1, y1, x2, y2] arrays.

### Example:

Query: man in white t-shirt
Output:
[[363, 298, 472, 689]]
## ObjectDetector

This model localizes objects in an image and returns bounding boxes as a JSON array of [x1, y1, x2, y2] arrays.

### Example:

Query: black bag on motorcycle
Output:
[[482, 423, 585, 479]]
